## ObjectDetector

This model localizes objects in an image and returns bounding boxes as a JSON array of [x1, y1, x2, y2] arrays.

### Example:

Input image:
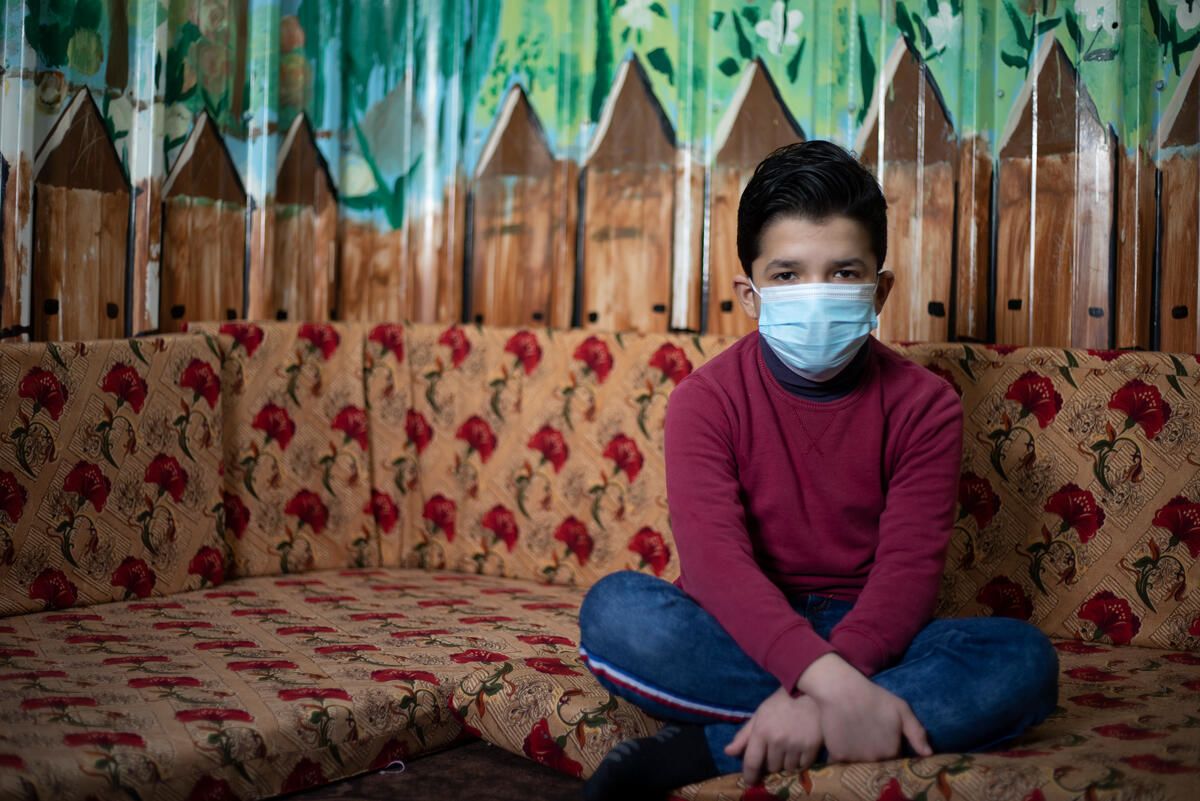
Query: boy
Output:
[[577, 141, 1058, 800]]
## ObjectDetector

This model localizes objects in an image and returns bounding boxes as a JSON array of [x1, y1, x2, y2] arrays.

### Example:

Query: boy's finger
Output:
[[742, 735, 765, 785], [725, 721, 751, 756], [901, 708, 933, 756]]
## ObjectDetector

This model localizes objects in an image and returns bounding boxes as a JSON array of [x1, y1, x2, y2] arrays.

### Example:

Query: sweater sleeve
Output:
[[828, 380, 964, 677], [664, 375, 837, 691]]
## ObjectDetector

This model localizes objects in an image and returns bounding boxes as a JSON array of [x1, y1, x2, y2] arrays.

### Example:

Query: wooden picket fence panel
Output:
[[1157, 50, 1200, 354]]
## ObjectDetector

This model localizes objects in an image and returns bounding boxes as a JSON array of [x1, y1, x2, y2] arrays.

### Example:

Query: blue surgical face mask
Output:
[[749, 279, 879, 382]]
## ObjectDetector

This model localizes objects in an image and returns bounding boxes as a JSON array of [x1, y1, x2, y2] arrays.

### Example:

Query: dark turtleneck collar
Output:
[[759, 334, 872, 401]]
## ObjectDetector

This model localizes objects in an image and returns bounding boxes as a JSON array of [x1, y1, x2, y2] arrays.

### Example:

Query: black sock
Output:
[[583, 723, 719, 801]]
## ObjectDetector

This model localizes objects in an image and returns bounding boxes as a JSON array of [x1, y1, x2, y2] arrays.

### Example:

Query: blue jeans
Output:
[[578, 571, 1059, 775]]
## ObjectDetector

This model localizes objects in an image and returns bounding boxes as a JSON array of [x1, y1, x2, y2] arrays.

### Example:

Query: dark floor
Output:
[[294, 740, 583, 801]]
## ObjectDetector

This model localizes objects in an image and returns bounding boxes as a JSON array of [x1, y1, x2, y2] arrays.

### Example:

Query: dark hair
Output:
[[736, 140, 887, 275]]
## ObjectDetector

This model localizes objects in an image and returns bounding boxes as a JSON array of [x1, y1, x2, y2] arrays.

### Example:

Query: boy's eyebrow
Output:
[[766, 259, 803, 269], [832, 257, 868, 267]]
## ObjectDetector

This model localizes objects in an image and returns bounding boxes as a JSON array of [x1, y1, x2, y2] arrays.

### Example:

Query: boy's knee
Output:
[[579, 570, 670, 658], [993, 619, 1059, 716]]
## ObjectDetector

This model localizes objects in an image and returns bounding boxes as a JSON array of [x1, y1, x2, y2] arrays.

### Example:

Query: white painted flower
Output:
[[341, 153, 378, 197], [1175, 0, 1200, 31], [755, 1, 804, 57], [1077, 0, 1120, 32], [107, 94, 133, 135], [924, 1, 960, 53], [164, 103, 191, 141], [618, 0, 656, 31]]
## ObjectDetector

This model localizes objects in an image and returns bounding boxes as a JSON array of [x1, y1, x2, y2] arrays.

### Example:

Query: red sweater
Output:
[[664, 333, 963, 691]]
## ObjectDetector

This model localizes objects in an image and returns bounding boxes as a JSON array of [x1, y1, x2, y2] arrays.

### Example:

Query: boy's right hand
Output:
[[797, 653, 932, 762]]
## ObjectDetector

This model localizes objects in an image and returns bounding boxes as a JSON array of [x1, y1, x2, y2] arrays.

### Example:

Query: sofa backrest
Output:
[[0, 334, 227, 615], [891, 343, 1200, 652], [187, 322, 380, 577]]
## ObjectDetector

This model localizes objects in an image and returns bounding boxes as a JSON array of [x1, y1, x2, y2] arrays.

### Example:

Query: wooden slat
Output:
[[32, 90, 129, 341], [707, 61, 803, 336], [160, 113, 246, 332], [858, 40, 957, 344], [955, 135, 992, 342], [265, 114, 337, 322], [339, 222, 409, 322], [996, 40, 1114, 348], [1157, 50, 1200, 353], [581, 57, 675, 333], [1114, 147, 1156, 350]]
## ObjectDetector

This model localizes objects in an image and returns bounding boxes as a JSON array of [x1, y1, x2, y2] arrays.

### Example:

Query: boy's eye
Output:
[[774, 272, 795, 281], [833, 270, 859, 280]]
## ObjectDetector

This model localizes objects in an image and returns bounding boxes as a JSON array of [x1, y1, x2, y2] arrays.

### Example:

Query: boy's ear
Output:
[[733, 275, 760, 320], [874, 270, 895, 315]]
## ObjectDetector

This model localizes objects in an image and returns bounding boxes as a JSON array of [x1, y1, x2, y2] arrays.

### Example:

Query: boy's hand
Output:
[[797, 653, 932, 762], [724, 686, 824, 785]]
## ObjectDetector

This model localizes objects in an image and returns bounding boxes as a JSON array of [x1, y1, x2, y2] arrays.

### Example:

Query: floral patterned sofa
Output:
[[0, 320, 1197, 801]]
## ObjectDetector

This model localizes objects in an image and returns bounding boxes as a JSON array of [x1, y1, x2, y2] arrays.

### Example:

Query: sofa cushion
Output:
[[892, 344, 1200, 651], [361, 322, 422, 567], [187, 323, 379, 576], [403, 323, 738, 586], [0, 334, 227, 616], [453, 624, 1200, 801], [0, 567, 592, 800]]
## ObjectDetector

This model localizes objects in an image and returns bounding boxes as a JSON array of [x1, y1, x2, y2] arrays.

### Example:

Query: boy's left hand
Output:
[[725, 686, 824, 785]]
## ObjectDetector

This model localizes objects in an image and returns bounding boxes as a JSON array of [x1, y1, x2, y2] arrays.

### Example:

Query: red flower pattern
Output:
[[422, 494, 456, 541], [1151, 496, 1200, 558], [482, 505, 519, 551], [603, 434, 643, 482], [111, 557, 156, 599], [449, 649, 509, 663], [101, 363, 148, 412], [573, 336, 613, 382], [628, 527, 670, 576], [252, 403, 296, 450], [219, 322, 265, 356], [456, 415, 497, 462], [223, 492, 250, 539], [366, 490, 400, 533], [976, 576, 1032, 620], [1078, 591, 1141, 646], [1120, 754, 1199, 774], [277, 688, 352, 702], [522, 718, 582, 777], [437, 325, 471, 367], [1092, 723, 1166, 740], [649, 343, 693, 384], [371, 669, 440, 685], [525, 657, 580, 676], [29, 568, 77, 610], [188, 546, 225, 587], [1004, 371, 1062, 428], [527, 425, 569, 472], [19, 367, 69, 420], [368, 323, 405, 361], [282, 757, 327, 793], [145, 453, 188, 501], [63, 732, 147, 749], [298, 324, 340, 360], [0, 470, 27, 523], [406, 408, 433, 453], [505, 331, 543, 375], [331, 405, 369, 451], [1109, 379, 1171, 440], [958, 472, 1000, 529], [285, 489, 329, 534], [180, 359, 220, 409], [64, 461, 110, 512], [554, 517, 594, 566], [1045, 484, 1106, 542]]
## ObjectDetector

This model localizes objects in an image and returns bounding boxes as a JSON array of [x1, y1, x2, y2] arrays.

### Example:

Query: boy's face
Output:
[[733, 215, 894, 321]]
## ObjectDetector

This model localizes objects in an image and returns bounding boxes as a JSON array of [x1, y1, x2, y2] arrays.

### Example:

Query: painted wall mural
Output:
[[0, 1, 1194, 350]]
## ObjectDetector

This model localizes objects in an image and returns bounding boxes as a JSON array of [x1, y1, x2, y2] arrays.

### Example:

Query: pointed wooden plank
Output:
[[160, 113, 247, 333], [265, 113, 338, 322], [468, 85, 574, 328], [996, 40, 1115, 348], [1114, 146, 1156, 349], [857, 40, 957, 344], [32, 89, 130, 341], [955, 135, 992, 342], [707, 60, 803, 336], [1157, 49, 1200, 353], [581, 56, 676, 333]]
